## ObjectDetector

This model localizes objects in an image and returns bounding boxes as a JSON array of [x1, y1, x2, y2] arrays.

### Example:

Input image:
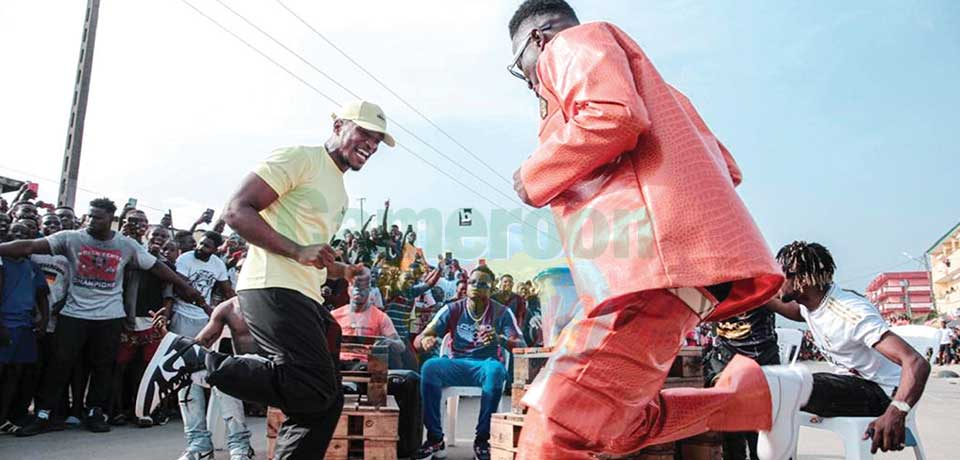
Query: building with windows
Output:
[[865, 271, 933, 320], [927, 220, 960, 316]]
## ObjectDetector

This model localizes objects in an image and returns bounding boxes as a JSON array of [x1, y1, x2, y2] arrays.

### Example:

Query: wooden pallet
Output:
[[490, 412, 524, 460], [512, 346, 555, 386], [677, 432, 723, 460], [266, 395, 399, 460], [342, 341, 390, 407], [510, 346, 705, 414], [490, 410, 720, 460]]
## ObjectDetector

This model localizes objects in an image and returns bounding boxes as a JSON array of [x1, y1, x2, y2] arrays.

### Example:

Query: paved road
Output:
[[1, 364, 957, 459]]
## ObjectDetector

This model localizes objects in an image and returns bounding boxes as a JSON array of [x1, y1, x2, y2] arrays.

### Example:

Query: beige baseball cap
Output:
[[331, 100, 396, 147]]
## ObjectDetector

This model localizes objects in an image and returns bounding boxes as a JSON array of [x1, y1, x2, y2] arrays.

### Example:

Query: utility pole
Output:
[[58, 0, 101, 208], [358, 197, 366, 227]]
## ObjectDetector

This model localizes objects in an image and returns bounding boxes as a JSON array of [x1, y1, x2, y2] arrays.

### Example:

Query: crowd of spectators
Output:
[[0, 184, 544, 458]]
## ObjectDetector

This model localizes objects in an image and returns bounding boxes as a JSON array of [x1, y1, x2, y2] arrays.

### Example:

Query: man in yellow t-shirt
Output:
[[137, 100, 394, 460]]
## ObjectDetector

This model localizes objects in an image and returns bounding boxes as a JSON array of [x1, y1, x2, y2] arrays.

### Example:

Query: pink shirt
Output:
[[520, 22, 783, 320], [332, 304, 398, 362]]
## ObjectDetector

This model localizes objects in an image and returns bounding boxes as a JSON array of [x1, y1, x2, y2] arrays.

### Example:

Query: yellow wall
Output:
[[929, 225, 960, 315]]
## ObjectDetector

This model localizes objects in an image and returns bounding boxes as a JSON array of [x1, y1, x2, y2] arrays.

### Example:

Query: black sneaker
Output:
[[15, 412, 61, 437], [151, 411, 170, 426], [415, 438, 447, 459], [107, 412, 127, 426], [136, 416, 154, 428], [84, 407, 111, 433], [473, 439, 491, 460], [136, 333, 207, 419]]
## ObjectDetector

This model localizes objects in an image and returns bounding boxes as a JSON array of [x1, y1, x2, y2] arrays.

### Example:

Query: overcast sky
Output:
[[1, 0, 958, 289]]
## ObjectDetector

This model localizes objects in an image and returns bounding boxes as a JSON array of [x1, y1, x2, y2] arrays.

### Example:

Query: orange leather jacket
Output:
[[520, 22, 782, 321]]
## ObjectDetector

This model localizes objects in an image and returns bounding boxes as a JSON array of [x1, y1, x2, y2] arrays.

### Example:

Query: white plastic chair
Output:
[[797, 325, 938, 459], [890, 325, 941, 363], [776, 327, 803, 365], [800, 411, 924, 460], [437, 334, 510, 446]]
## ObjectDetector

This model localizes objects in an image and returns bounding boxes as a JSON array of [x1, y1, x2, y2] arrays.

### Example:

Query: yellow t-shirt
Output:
[[237, 145, 348, 304]]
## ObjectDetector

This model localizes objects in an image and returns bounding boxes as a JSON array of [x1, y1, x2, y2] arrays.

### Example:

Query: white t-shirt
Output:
[[941, 328, 955, 346], [799, 284, 901, 393], [172, 251, 228, 320], [436, 277, 458, 301]]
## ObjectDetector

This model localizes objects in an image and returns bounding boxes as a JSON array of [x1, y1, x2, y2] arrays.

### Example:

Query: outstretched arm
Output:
[[148, 262, 205, 307], [0, 239, 52, 259], [762, 298, 804, 322]]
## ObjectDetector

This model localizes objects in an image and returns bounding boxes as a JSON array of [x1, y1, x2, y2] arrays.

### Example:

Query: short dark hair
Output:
[[509, 0, 578, 38], [203, 230, 224, 247], [470, 265, 496, 281], [55, 205, 74, 211], [89, 197, 117, 214]]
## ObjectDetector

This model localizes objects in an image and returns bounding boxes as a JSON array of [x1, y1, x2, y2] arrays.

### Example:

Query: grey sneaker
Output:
[[229, 448, 255, 460], [176, 450, 214, 460]]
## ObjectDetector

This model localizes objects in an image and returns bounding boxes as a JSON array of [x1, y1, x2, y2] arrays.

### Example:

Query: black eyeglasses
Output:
[[507, 24, 552, 82], [468, 279, 492, 289]]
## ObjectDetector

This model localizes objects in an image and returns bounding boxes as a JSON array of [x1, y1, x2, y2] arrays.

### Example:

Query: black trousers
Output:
[[208, 288, 343, 460], [704, 340, 780, 460], [37, 316, 122, 412], [802, 373, 892, 417]]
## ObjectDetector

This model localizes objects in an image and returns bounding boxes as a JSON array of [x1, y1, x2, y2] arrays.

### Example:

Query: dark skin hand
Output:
[[764, 297, 930, 453], [222, 173, 362, 283], [864, 332, 930, 453]]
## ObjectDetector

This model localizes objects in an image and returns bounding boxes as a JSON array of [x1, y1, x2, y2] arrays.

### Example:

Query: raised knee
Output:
[[421, 358, 442, 377]]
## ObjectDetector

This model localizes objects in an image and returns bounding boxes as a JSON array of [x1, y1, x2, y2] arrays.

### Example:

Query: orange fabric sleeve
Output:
[[520, 27, 651, 207]]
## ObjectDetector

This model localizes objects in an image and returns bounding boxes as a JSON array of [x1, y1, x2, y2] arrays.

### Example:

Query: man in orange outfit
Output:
[[506, 2, 809, 459]]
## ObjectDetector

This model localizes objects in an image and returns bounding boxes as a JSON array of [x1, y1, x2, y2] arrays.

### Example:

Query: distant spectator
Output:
[[0, 222, 50, 434], [0, 197, 203, 437]]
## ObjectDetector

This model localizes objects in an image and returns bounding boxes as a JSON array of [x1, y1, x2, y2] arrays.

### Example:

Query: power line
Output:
[[208, 0, 522, 209], [179, 0, 561, 246], [838, 259, 915, 286], [0, 165, 167, 213], [272, 0, 514, 188]]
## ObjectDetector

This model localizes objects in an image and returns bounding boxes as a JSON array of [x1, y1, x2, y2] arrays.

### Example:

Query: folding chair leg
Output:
[[447, 395, 459, 447], [909, 427, 926, 460], [841, 435, 872, 460]]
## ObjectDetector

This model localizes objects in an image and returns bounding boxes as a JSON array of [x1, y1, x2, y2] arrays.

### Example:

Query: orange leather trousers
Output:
[[518, 289, 772, 459]]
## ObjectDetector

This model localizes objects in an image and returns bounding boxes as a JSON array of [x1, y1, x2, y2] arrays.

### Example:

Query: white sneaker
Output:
[[757, 365, 813, 460], [176, 450, 213, 460], [229, 448, 254, 460]]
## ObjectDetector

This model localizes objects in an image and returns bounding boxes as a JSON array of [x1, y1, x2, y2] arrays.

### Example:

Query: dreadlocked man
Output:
[[765, 241, 931, 455]]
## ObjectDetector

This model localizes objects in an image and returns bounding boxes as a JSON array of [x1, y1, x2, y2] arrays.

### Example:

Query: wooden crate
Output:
[[342, 342, 390, 407], [677, 432, 722, 460], [266, 395, 399, 460], [325, 438, 396, 460], [510, 383, 528, 414], [490, 412, 525, 451], [512, 346, 554, 385], [491, 448, 517, 460], [670, 346, 705, 379], [510, 347, 705, 414]]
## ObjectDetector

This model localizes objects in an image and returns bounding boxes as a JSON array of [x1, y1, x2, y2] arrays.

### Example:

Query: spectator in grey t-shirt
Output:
[[0, 198, 203, 437]]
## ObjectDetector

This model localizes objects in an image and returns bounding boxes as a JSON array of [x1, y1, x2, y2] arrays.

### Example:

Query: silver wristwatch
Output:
[[889, 400, 911, 414]]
